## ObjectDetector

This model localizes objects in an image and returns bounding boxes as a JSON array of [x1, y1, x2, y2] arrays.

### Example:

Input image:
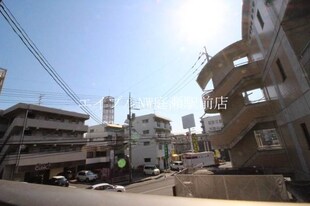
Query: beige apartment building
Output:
[[0, 103, 89, 183], [84, 123, 127, 182], [197, 0, 310, 180]]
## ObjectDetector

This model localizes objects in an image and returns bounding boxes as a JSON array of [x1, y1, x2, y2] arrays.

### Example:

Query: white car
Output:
[[86, 183, 126, 192], [143, 165, 160, 176], [76, 170, 98, 182], [170, 161, 185, 171]]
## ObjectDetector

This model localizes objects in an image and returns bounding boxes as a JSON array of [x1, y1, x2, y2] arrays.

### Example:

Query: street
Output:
[[126, 175, 174, 196], [69, 174, 175, 196]]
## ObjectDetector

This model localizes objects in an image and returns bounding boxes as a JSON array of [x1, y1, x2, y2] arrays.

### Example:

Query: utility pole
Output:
[[203, 46, 212, 63], [38, 94, 44, 105], [127, 93, 133, 183]]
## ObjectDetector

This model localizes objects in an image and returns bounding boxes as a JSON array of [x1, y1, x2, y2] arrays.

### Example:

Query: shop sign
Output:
[[35, 163, 51, 171]]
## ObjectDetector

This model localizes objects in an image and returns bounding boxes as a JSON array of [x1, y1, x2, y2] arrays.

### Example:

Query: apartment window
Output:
[[254, 129, 281, 149], [27, 112, 36, 119], [159, 144, 162, 150], [90, 129, 95, 133], [233, 56, 249, 67], [276, 59, 287, 82], [96, 151, 107, 157], [301, 123, 310, 149], [144, 158, 151, 163], [143, 130, 149, 134], [87, 152, 94, 158], [257, 10, 264, 29], [23, 129, 32, 136], [157, 122, 161, 127], [144, 141, 150, 146], [142, 119, 149, 123]]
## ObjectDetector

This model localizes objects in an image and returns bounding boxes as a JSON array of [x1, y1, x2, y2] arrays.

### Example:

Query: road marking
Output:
[[140, 184, 174, 194]]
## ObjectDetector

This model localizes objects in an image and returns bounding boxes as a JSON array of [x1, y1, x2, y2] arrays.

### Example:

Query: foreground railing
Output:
[[0, 180, 308, 206]]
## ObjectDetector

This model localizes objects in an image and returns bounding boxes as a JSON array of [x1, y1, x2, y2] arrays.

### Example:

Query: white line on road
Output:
[[140, 184, 174, 194]]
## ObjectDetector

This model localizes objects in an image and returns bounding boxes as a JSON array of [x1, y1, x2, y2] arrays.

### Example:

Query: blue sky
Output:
[[0, 0, 242, 133]]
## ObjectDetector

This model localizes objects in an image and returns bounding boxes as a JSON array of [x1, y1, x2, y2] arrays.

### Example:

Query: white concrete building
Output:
[[201, 115, 224, 134], [128, 113, 172, 170]]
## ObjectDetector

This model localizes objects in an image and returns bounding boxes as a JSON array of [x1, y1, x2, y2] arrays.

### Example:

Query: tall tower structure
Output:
[[102, 96, 115, 124]]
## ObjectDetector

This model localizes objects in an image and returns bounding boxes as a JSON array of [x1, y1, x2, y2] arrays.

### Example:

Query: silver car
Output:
[[76, 170, 98, 182]]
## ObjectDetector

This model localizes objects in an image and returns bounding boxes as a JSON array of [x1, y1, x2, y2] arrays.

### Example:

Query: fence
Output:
[[174, 174, 289, 201]]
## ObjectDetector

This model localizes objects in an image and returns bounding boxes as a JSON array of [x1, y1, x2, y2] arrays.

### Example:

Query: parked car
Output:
[[47, 176, 69, 187], [76, 170, 98, 182], [143, 165, 160, 176], [170, 161, 184, 171], [86, 183, 126, 192]]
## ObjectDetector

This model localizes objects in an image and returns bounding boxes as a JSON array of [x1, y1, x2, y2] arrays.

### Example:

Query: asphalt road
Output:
[[125, 175, 174, 196]]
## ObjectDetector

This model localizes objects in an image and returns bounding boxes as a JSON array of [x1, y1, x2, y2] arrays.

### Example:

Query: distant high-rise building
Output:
[[102, 96, 115, 124]]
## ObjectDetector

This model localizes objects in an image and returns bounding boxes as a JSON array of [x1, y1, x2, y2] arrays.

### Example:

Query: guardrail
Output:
[[0, 180, 309, 206]]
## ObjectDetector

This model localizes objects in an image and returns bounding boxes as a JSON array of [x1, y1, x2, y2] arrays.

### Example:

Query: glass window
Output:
[[276, 58, 287, 82], [257, 10, 264, 29], [254, 129, 281, 149], [301, 123, 310, 149]]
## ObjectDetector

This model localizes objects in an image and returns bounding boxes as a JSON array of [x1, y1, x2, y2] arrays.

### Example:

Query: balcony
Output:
[[25, 118, 88, 132], [86, 156, 109, 164], [208, 101, 277, 149], [3, 134, 86, 145], [5, 151, 86, 166]]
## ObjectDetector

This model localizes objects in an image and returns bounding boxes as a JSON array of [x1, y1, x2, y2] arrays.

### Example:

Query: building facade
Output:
[[0, 103, 89, 183], [128, 113, 172, 170], [201, 115, 224, 134], [197, 0, 310, 180], [84, 123, 127, 181]]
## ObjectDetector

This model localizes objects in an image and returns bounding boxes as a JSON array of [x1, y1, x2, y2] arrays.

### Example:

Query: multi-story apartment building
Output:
[[197, 0, 310, 180], [128, 113, 172, 170], [84, 123, 126, 181], [0, 103, 89, 183]]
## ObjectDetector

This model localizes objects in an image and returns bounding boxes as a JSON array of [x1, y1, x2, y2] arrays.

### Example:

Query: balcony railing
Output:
[[4, 150, 86, 166], [202, 61, 262, 113], [208, 101, 277, 149]]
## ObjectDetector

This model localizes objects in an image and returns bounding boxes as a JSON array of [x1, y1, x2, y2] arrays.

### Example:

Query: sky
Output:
[[0, 0, 242, 134]]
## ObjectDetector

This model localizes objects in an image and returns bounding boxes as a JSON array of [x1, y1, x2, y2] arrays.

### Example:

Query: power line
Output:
[[161, 47, 210, 101], [0, 1, 102, 124]]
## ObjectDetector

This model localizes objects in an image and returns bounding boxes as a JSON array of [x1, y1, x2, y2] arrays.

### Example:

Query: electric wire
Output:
[[0, 2, 102, 124], [161, 51, 207, 101]]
